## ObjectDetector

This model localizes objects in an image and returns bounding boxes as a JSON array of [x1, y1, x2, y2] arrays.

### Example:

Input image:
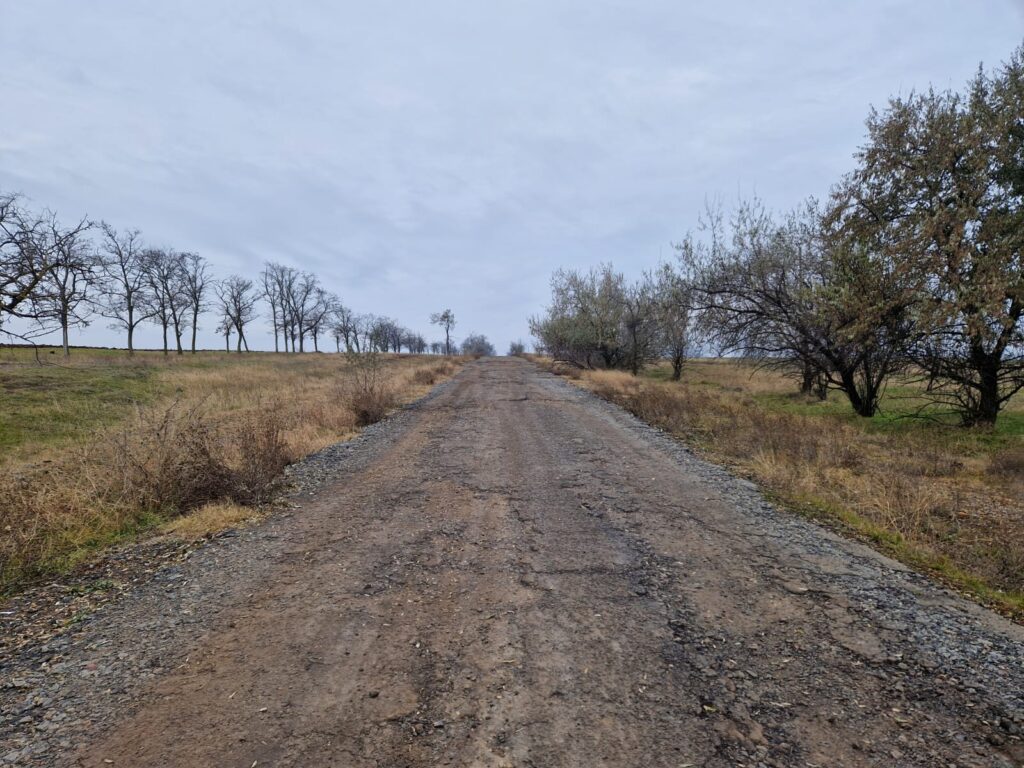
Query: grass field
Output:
[[0, 347, 461, 593], [537, 357, 1024, 618]]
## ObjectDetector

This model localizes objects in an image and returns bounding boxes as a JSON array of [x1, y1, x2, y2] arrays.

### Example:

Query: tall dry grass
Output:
[[0, 353, 460, 592], [545, 362, 1024, 615]]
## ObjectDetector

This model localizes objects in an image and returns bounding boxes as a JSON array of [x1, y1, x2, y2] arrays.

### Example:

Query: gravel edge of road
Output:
[[532, 366, 1024, 727]]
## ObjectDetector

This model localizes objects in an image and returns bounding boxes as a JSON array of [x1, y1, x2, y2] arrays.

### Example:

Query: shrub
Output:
[[230, 410, 290, 504], [106, 400, 233, 514], [412, 368, 437, 386], [343, 352, 397, 427]]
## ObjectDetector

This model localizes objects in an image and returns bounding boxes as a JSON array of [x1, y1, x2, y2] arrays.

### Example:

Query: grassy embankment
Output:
[[536, 356, 1024, 618], [0, 347, 459, 593]]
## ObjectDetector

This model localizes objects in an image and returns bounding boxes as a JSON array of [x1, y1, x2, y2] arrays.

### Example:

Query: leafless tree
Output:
[[261, 262, 289, 353], [430, 309, 456, 355], [331, 303, 361, 353], [32, 214, 97, 357], [283, 271, 318, 352], [1, 196, 91, 346], [143, 248, 192, 355], [402, 331, 427, 354], [216, 275, 258, 352], [96, 223, 154, 355], [305, 287, 337, 352], [508, 340, 526, 356], [0, 194, 46, 334], [180, 252, 211, 354], [215, 311, 233, 352]]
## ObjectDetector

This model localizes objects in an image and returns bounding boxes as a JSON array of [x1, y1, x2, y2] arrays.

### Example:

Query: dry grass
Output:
[[161, 501, 255, 540], [540, 358, 1024, 617], [0, 349, 461, 592]]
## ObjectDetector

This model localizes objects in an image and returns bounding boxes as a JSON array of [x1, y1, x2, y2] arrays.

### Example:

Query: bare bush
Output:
[[412, 368, 437, 385], [106, 400, 233, 513], [343, 352, 397, 426], [229, 409, 290, 504]]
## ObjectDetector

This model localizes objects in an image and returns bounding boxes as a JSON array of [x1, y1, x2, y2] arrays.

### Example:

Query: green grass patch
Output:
[[0, 364, 163, 459]]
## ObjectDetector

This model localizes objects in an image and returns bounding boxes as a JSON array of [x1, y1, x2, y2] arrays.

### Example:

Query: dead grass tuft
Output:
[[162, 501, 255, 540], [989, 445, 1024, 482]]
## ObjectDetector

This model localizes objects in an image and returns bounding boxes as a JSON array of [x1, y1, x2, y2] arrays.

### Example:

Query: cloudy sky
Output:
[[2, 2, 1022, 352]]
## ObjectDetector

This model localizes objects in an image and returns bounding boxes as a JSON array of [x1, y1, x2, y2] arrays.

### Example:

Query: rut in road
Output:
[[77, 358, 1022, 767]]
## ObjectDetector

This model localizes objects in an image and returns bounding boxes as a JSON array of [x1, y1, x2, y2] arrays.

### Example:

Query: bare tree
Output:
[[0, 196, 90, 344], [143, 249, 191, 355], [0, 194, 46, 334], [284, 271, 318, 352], [32, 214, 97, 357], [216, 276, 258, 352], [180, 252, 211, 354], [508, 340, 526, 356], [402, 331, 427, 354], [96, 223, 153, 355], [305, 287, 337, 352], [430, 309, 456, 355], [215, 312, 232, 352], [331, 303, 360, 352], [261, 262, 288, 353]]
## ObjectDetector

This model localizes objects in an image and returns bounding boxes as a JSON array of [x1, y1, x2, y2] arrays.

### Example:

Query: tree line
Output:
[[532, 44, 1024, 426], [0, 195, 474, 358]]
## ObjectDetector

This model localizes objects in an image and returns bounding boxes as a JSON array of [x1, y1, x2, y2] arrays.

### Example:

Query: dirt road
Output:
[[6, 359, 1024, 767]]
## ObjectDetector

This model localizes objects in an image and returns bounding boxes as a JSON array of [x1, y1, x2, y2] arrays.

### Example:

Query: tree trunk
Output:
[[800, 362, 815, 395], [965, 361, 1001, 426], [162, 323, 169, 356], [838, 368, 875, 417], [671, 355, 683, 381], [191, 309, 199, 353], [60, 306, 70, 358]]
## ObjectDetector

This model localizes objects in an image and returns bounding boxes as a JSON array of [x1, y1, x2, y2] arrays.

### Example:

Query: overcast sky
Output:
[[2, 2, 1023, 352]]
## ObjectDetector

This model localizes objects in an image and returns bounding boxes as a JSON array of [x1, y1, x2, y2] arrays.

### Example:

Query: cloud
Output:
[[1, 0, 1021, 352]]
